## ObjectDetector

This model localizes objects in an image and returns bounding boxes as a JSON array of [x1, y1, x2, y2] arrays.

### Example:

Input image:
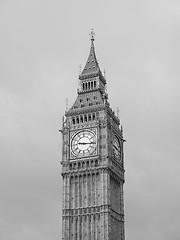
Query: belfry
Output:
[[60, 30, 125, 240]]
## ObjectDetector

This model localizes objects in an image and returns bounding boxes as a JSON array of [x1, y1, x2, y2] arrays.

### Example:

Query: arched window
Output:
[[94, 81, 96, 88], [88, 82, 90, 90], [80, 116, 83, 123], [88, 114, 91, 121], [84, 115, 87, 122], [72, 118, 75, 124], [76, 116, 79, 124], [91, 81, 93, 89], [92, 113, 96, 120], [78, 162, 81, 169]]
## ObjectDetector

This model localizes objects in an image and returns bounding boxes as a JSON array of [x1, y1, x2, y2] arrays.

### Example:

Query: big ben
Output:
[[60, 30, 125, 240]]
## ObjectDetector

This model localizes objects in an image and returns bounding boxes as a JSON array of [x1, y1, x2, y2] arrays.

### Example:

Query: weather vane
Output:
[[89, 28, 95, 41]]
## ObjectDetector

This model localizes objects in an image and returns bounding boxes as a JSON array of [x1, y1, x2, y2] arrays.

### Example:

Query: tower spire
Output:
[[79, 29, 106, 84]]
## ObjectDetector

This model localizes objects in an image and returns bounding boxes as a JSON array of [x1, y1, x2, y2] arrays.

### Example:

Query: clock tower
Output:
[[60, 31, 125, 240]]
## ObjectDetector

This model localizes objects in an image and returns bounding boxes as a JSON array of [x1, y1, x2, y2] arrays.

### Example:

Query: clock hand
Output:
[[78, 142, 96, 145], [78, 142, 90, 145]]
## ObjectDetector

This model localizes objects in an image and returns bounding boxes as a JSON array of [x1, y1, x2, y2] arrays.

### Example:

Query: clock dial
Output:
[[113, 137, 121, 161], [71, 130, 97, 157]]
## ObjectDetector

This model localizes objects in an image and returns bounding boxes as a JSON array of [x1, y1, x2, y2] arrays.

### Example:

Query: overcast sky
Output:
[[0, 0, 180, 239]]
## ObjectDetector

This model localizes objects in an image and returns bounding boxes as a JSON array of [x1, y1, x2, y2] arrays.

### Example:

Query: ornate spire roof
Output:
[[79, 30, 105, 83]]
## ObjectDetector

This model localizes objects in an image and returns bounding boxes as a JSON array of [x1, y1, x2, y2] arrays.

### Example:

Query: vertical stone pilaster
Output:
[[72, 176, 75, 209], [79, 175, 82, 208], [97, 214, 100, 240], [91, 214, 94, 240], [104, 170, 109, 206], [75, 217, 78, 240], [82, 175, 84, 208], [93, 173, 96, 206], [67, 176, 70, 210], [90, 173, 92, 207], [72, 217, 75, 240], [94, 214, 97, 240], [62, 216, 65, 240], [75, 176, 77, 209], [87, 214, 90, 240], [63, 176, 66, 209], [100, 212, 104, 240], [103, 170, 107, 205], [69, 217, 72, 240], [95, 173, 97, 206], [105, 212, 109, 240], [82, 215, 84, 240], [77, 216, 80, 240], [121, 183, 125, 240], [86, 174, 88, 208], [101, 170, 104, 205], [107, 171, 110, 206], [77, 175, 79, 209], [65, 175, 69, 209], [66, 217, 70, 240]]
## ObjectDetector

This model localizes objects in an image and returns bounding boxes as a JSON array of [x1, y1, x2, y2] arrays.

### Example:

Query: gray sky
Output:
[[0, 0, 180, 239]]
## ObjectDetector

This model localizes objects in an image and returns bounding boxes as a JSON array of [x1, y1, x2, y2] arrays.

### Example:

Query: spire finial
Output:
[[89, 28, 95, 42]]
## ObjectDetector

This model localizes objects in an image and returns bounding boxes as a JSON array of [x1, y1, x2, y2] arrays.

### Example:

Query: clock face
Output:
[[113, 137, 121, 160], [70, 130, 97, 157]]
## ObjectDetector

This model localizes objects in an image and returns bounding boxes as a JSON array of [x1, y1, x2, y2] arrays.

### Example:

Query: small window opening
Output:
[[84, 115, 87, 122], [80, 116, 83, 123], [91, 81, 93, 89], [94, 81, 96, 88], [86, 161, 89, 168], [76, 117, 79, 124], [72, 118, 75, 124], [88, 114, 91, 121], [78, 162, 81, 169], [95, 160, 98, 167]]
